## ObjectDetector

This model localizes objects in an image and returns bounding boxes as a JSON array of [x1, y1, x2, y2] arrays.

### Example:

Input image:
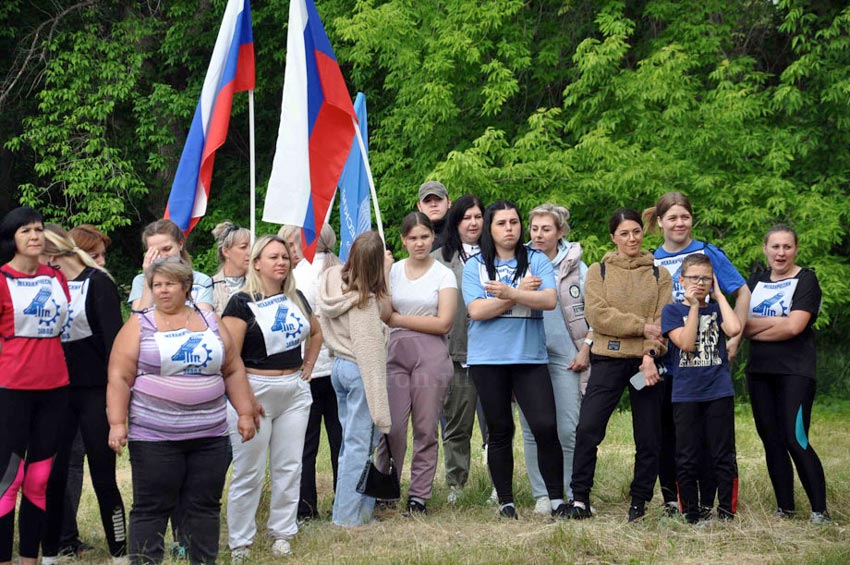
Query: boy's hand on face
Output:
[[684, 284, 701, 307]]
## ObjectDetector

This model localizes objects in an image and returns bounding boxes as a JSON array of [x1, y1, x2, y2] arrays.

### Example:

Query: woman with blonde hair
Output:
[[210, 222, 251, 316], [519, 203, 592, 514], [40, 225, 126, 564], [318, 231, 393, 527], [222, 235, 322, 559]]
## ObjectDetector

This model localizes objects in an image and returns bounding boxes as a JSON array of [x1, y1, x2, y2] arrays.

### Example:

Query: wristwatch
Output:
[[584, 338, 593, 347]]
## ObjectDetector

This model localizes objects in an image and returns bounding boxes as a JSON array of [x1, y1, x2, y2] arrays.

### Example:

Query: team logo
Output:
[[752, 292, 788, 317], [171, 334, 213, 373], [569, 284, 580, 298], [270, 304, 304, 339], [23, 287, 61, 328]]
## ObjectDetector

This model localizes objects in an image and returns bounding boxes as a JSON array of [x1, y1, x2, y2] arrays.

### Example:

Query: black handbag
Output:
[[356, 429, 400, 500]]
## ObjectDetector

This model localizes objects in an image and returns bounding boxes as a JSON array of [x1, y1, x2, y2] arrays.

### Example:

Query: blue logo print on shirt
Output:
[[270, 304, 304, 339], [752, 292, 788, 317], [171, 334, 213, 372], [23, 287, 61, 327]]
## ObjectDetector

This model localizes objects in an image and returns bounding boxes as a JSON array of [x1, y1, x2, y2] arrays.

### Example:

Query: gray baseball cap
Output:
[[418, 181, 449, 201]]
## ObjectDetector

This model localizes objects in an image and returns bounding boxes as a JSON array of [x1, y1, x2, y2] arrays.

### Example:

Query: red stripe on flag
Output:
[[234, 43, 255, 91]]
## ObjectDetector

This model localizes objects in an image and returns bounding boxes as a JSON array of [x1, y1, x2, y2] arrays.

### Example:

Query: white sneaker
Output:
[[447, 486, 462, 505], [41, 557, 59, 565], [271, 538, 292, 557], [487, 487, 498, 505], [112, 557, 131, 565], [534, 496, 551, 516], [231, 545, 251, 562]]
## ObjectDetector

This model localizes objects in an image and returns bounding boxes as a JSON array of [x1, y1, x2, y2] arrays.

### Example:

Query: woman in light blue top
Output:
[[462, 200, 567, 519], [518, 204, 591, 514]]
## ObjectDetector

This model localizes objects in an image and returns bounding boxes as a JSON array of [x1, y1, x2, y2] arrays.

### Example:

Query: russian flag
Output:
[[165, 0, 255, 234], [263, 0, 357, 262]]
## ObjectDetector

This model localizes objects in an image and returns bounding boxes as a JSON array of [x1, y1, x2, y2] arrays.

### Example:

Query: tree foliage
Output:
[[1, 0, 848, 329]]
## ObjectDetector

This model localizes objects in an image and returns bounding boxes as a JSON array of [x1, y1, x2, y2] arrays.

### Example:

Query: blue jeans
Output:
[[331, 358, 379, 527], [519, 355, 581, 500]]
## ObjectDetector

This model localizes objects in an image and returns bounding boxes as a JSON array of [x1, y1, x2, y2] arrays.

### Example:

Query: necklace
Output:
[[156, 306, 191, 331]]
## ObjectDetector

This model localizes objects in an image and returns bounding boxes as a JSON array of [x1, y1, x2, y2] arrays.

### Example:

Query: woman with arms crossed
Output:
[[463, 200, 566, 519], [744, 225, 830, 524]]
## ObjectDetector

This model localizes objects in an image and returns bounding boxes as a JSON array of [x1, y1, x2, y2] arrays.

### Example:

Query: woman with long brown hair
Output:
[[318, 231, 393, 527]]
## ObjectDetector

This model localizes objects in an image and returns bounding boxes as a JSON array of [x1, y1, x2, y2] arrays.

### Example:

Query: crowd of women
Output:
[[0, 188, 831, 564]]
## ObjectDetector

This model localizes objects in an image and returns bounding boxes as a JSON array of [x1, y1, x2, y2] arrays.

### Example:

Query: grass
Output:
[[67, 402, 850, 564]]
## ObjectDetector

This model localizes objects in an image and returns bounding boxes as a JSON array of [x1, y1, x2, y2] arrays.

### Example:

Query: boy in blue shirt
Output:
[[661, 254, 741, 523]]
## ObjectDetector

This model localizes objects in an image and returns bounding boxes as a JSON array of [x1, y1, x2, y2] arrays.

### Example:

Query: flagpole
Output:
[[249, 89, 256, 244], [352, 118, 384, 244]]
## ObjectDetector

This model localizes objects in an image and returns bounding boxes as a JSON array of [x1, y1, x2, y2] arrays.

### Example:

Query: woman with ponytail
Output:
[[40, 225, 126, 564]]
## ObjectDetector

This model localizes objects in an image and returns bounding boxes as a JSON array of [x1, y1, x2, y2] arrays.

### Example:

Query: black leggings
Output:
[[470, 364, 563, 504], [0, 387, 68, 561], [43, 386, 126, 557], [299, 376, 342, 518], [748, 372, 827, 513]]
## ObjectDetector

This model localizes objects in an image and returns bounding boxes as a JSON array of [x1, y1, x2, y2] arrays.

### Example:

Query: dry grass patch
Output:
[[64, 403, 850, 564]]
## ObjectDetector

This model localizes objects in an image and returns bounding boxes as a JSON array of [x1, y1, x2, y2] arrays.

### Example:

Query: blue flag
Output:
[[338, 92, 372, 262]]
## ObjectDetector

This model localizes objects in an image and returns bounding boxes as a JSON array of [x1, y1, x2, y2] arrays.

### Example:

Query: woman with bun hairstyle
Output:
[[744, 225, 830, 524], [39, 225, 126, 564], [210, 222, 251, 316], [568, 208, 672, 522], [318, 231, 393, 527], [519, 203, 591, 514], [643, 192, 749, 516], [222, 234, 321, 559], [435, 194, 486, 503], [128, 219, 214, 311], [463, 200, 565, 519], [0, 207, 70, 565]]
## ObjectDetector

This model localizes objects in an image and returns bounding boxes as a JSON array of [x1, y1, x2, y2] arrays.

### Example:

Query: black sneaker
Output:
[[375, 499, 397, 511], [566, 502, 593, 520], [627, 503, 646, 522], [498, 504, 518, 520], [551, 503, 571, 519], [699, 505, 713, 521], [774, 508, 794, 519], [662, 502, 680, 518], [406, 498, 427, 515]]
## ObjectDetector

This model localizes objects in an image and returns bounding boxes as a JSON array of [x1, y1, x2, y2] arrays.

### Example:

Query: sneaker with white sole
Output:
[[112, 557, 130, 565], [41, 557, 59, 565], [534, 497, 551, 516], [810, 511, 832, 525], [487, 487, 498, 505], [231, 546, 251, 562], [271, 539, 292, 556], [447, 486, 462, 505]]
